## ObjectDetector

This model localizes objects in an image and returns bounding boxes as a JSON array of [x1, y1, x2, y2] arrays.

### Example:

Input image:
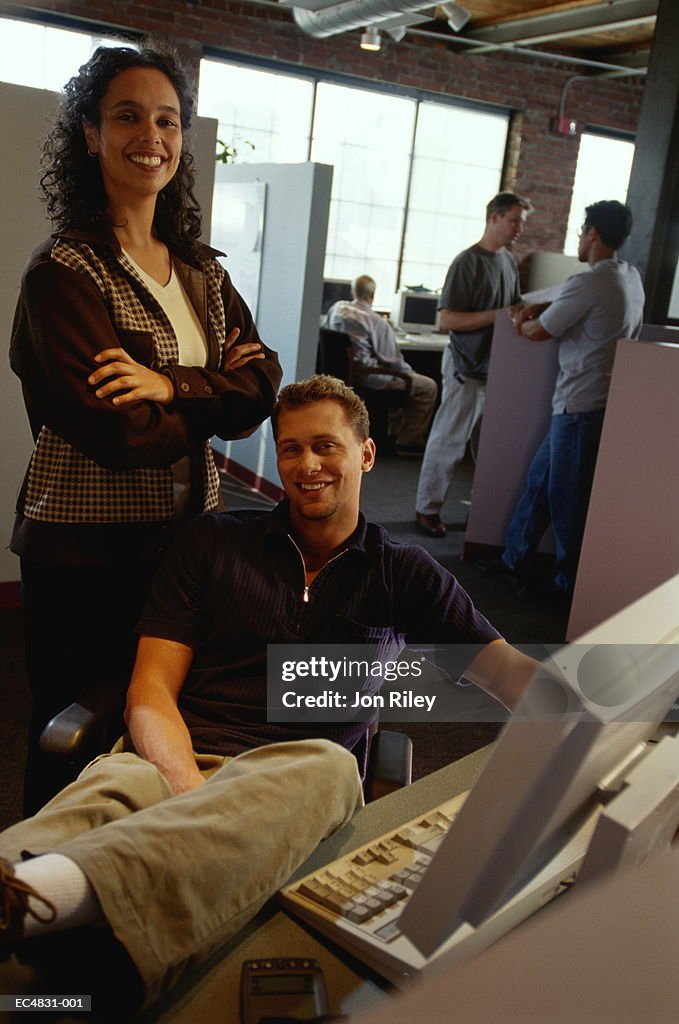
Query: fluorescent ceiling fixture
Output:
[[442, 2, 471, 33], [360, 26, 382, 50]]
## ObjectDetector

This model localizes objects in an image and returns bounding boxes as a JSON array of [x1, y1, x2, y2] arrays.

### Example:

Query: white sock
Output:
[[13, 854, 104, 937]]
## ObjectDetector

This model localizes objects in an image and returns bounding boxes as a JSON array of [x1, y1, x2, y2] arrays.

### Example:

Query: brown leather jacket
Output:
[[10, 227, 282, 563]]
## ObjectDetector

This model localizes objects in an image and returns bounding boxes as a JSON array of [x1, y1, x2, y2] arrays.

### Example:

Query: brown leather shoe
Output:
[[0, 857, 56, 952], [415, 512, 447, 537]]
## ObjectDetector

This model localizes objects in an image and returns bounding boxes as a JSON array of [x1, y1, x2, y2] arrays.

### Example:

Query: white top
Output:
[[123, 249, 208, 367], [123, 250, 208, 516]]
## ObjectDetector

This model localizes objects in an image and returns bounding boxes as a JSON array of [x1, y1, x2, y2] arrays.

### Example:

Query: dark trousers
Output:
[[502, 409, 605, 593], [20, 558, 160, 816]]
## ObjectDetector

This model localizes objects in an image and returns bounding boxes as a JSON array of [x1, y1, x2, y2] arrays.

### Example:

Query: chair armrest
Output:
[[39, 684, 126, 758], [350, 364, 413, 397], [364, 730, 413, 802]]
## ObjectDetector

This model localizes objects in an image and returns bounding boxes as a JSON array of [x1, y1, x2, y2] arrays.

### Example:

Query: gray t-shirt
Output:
[[439, 243, 521, 380], [540, 259, 645, 414]]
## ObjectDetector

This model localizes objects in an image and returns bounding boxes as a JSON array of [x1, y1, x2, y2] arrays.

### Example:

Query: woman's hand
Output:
[[222, 327, 265, 373], [89, 348, 174, 406]]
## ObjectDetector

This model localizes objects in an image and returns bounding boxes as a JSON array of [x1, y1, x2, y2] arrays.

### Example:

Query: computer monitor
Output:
[[321, 278, 352, 315], [399, 572, 679, 958], [391, 290, 440, 333]]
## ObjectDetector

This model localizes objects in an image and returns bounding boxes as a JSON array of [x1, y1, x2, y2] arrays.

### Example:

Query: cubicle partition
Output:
[[463, 312, 559, 561], [567, 339, 679, 639], [464, 317, 679, 628]]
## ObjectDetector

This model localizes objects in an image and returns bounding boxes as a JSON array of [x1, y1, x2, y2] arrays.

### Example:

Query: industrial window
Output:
[[311, 83, 417, 302], [199, 59, 314, 165], [0, 21, 509, 301], [0, 17, 130, 91], [564, 131, 635, 256], [199, 56, 509, 299], [402, 101, 509, 292]]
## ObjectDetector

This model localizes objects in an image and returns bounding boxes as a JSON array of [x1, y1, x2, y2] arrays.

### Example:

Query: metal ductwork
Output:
[[290, 0, 437, 39]]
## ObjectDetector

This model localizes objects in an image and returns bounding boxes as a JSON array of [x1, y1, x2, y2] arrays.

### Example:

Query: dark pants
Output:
[[502, 410, 605, 593], [20, 558, 160, 816]]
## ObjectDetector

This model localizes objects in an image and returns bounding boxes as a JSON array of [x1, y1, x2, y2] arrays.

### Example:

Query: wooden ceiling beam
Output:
[[465, 0, 657, 47]]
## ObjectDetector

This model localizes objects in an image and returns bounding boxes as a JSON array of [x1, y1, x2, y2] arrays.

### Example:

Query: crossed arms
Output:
[[512, 301, 554, 342]]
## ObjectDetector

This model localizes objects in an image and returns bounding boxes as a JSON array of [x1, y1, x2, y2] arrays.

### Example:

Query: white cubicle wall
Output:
[[567, 340, 679, 639], [0, 82, 51, 591], [464, 318, 678, 582], [0, 81, 217, 588], [209, 162, 332, 494]]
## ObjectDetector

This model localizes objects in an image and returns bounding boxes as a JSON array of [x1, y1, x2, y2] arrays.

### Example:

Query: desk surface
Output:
[[136, 746, 492, 1024], [396, 331, 447, 353]]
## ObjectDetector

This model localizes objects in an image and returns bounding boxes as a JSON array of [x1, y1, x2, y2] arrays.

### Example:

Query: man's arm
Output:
[[520, 317, 554, 342], [463, 639, 538, 711], [439, 308, 501, 333], [371, 315, 412, 372], [512, 301, 550, 331], [124, 635, 204, 795]]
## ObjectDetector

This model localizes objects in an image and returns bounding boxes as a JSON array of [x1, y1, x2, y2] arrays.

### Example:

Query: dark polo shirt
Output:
[[138, 503, 500, 770]]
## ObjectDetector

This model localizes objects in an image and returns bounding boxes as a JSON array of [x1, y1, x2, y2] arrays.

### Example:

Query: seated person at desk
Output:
[[0, 377, 537, 1012], [327, 274, 437, 454]]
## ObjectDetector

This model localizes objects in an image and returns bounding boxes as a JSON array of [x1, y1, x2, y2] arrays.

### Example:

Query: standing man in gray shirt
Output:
[[490, 200, 645, 596], [415, 192, 532, 537]]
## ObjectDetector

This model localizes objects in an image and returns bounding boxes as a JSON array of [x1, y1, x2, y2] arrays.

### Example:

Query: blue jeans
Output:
[[502, 410, 605, 593]]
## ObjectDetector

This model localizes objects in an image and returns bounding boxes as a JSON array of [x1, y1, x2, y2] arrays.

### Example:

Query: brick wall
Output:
[[9, 0, 644, 255]]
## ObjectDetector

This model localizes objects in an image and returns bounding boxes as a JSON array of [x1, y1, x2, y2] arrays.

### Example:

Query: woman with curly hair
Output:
[[10, 43, 282, 814]]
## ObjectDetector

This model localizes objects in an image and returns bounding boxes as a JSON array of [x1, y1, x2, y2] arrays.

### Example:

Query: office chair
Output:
[[39, 687, 412, 803], [317, 327, 413, 448]]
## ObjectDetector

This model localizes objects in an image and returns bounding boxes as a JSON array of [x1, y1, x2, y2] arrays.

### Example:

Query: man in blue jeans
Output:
[[490, 200, 644, 596]]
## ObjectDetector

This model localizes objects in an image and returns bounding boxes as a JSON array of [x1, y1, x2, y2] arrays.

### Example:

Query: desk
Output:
[[61, 748, 489, 1024], [396, 332, 447, 390], [396, 332, 448, 353]]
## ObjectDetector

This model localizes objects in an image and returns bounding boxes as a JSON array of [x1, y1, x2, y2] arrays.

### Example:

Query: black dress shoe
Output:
[[415, 513, 446, 537]]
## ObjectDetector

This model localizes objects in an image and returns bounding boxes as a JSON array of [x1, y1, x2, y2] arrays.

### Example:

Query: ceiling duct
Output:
[[291, 0, 437, 40]]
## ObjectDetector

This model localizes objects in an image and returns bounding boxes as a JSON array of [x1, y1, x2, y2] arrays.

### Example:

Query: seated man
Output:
[[0, 376, 537, 1012], [327, 274, 437, 453]]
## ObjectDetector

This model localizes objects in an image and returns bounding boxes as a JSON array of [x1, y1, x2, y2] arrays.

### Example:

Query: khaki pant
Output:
[[0, 739, 363, 1007], [416, 348, 486, 515]]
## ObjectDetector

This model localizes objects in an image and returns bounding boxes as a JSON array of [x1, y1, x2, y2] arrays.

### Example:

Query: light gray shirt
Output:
[[327, 299, 412, 389], [540, 259, 645, 414]]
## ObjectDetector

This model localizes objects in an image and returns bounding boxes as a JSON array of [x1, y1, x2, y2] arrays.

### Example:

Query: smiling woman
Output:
[[9, 42, 282, 814]]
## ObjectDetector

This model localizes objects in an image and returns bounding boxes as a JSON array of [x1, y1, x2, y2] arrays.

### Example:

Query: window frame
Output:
[[202, 47, 512, 294], [564, 124, 637, 257]]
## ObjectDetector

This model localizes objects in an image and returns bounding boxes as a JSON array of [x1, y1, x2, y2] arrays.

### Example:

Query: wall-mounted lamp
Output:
[[441, 2, 471, 33], [360, 26, 382, 51]]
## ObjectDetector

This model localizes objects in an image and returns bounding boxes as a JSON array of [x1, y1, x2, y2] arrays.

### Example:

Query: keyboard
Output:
[[280, 787, 593, 987], [280, 791, 469, 985]]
